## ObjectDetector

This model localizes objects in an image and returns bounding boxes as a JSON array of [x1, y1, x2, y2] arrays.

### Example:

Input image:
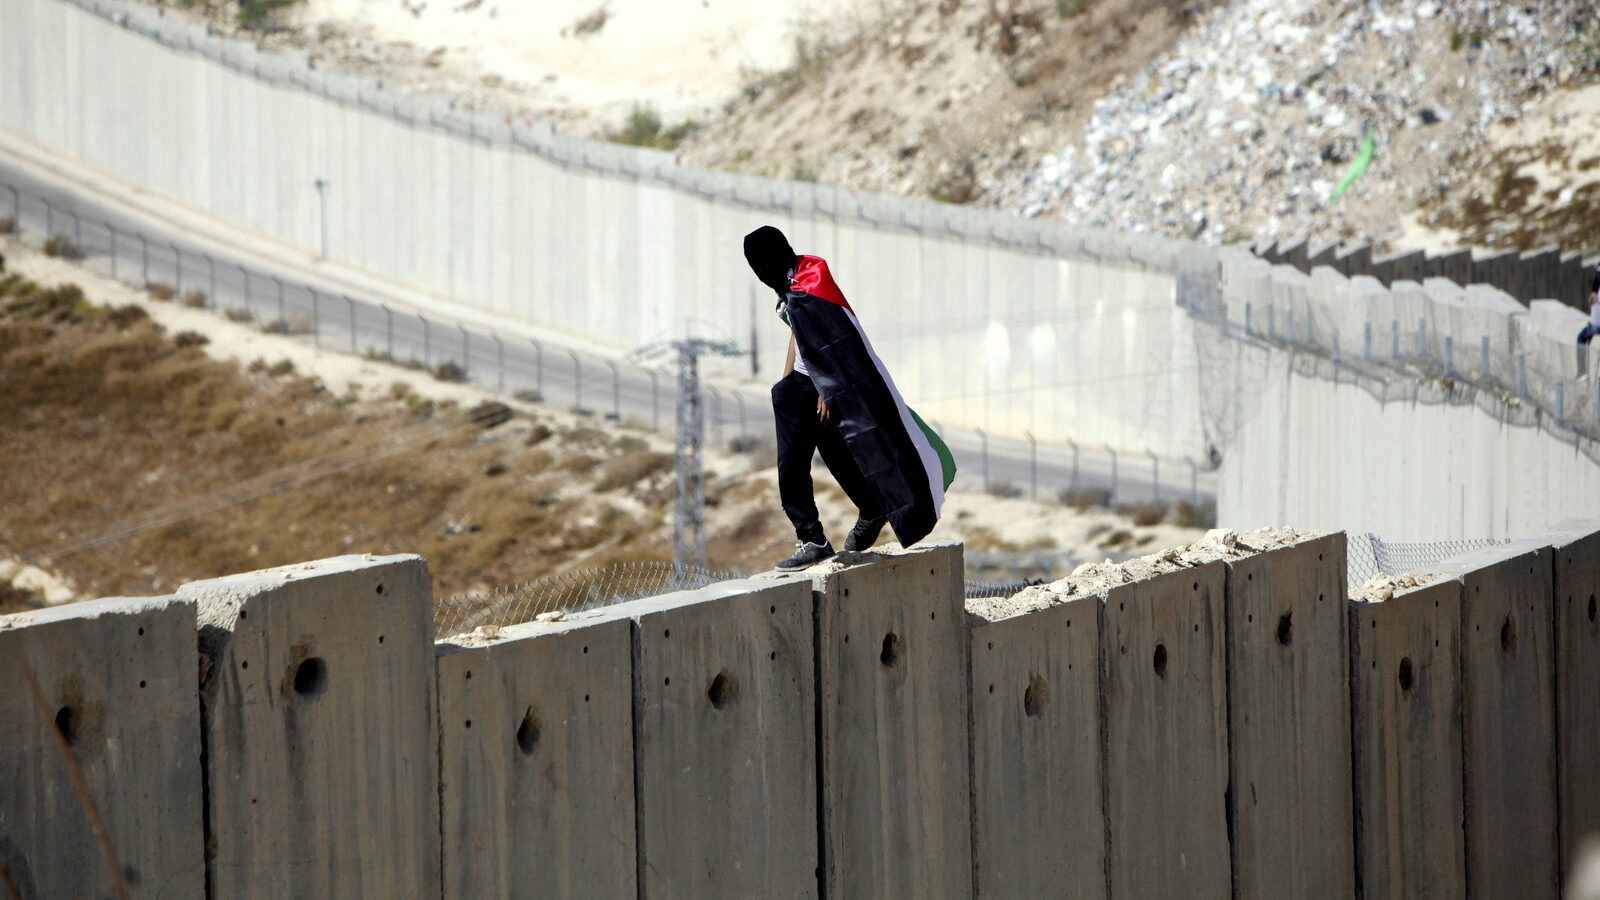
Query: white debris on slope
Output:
[[993, 0, 1593, 250]]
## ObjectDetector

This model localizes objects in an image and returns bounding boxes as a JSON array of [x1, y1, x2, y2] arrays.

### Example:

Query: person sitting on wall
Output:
[[1579, 262, 1600, 374], [742, 225, 955, 570]]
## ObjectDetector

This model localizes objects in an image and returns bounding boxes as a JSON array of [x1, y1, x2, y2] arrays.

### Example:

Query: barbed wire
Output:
[[433, 561, 745, 639], [1346, 532, 1511, 588]]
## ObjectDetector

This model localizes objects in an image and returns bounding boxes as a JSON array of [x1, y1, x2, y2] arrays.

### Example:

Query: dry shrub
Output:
[[986, 479, 1024, 499], [558, 452, 600, 475], [0, 217, 15, 235], [43, 234, 80, 260], [433, 360, 466, 383], [147, 282, 176, 301], [594, 449, 673, 492], [1127, 502, 1167, 527], [172, 330, 210, 349], [266, 358, 296, 377], [182, 289, 208, 309], [224, 306, 253, 323]]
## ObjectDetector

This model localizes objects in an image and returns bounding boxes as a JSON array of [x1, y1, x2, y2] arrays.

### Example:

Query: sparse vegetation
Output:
[[224, 306, 253, 323], [432, 360, 467, 383], [985, 479, 1024, 499], [182, 289, 209, 309], [0, 218, 14, 235], [147, 282, 176, 301], [605, 104, 699, 150], [237, 0, 302, 29], [43, 234, 80, 260]]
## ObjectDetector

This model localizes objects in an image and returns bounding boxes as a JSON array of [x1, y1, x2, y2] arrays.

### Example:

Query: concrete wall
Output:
[[4, 531, 1600, 895], [0, 0, 1201, 456]]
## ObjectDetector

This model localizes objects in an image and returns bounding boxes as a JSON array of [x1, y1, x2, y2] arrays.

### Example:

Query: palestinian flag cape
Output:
[[782, 255, 956, 548]]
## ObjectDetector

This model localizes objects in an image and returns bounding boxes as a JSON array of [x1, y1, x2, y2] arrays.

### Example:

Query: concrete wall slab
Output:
[[177, 554, 441, 900], [1103, 562, 1231, 898], [436, 614, 635, 899], [969, 597, 1104, 899], [611, 577, 817, 899], [1548, 521, 1600, 870], [811, 544, 971, 899], [1224, 533, 1355, 899], [1432, 543, 1559, 899], [0, 596, 205, 899], [1350, 579, 1466, 898]]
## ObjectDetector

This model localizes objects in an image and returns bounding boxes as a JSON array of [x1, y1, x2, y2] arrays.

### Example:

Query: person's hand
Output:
[[817, 396, 830, 422], [1590, 290, 1597, 309]]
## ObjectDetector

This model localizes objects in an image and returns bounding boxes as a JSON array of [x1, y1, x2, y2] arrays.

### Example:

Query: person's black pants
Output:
[[771, 370, 881, 545]]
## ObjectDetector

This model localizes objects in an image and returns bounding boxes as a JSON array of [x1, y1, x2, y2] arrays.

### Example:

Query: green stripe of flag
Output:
[[908, 407, 957, 491]]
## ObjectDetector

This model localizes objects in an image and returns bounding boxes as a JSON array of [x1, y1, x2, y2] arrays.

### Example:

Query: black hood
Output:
[[743, 226, 797, 296]]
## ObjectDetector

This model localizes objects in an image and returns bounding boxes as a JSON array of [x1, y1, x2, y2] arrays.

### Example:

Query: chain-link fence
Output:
[[1345, 532, 1511, 589], [434, 561, 747, 639]]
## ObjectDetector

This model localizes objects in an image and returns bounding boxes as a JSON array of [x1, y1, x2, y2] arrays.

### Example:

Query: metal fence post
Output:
[[1517, 355, 1527, 399], [1444, 335, 1453, 379], [1244, 302, 1252, 335], [273, 275, 285, 330], [139, 235, 149, 286], [648, 368, 659, 431], [171, 243, 182, 296], [493, 334, 504, 395], [1481, 336, 1490, 380], [1105, 444, 1118, 504], [205, 254, 215, 309], [104, 222, 117, 279], [605, 360, 620, 420], [1067, 437, 1079, 495], [1391, 321, 1399, 360], [1024, 430, 1037, 500], [347, 296, 357, 353], [458, 323, 469, 375], [422, 316, 431, 369], [1364, 322, 1372, 361], [531, 339, 543, 397], [568, 349, 581, 410], [1146, 449, 1160, 504], [976, 428, 989, 493], [1556, 382, 1566, 427]]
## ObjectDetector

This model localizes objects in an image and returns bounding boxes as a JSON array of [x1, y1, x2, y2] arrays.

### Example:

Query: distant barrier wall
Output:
[[1206, 248, 1600, 539], [0, 0, 1202, 456], [5, 531, 1600, 896]]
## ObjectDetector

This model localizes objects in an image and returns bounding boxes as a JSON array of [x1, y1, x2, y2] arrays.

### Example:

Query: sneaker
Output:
[[843, 516, 887, 552], [776, 541, 834, 570]]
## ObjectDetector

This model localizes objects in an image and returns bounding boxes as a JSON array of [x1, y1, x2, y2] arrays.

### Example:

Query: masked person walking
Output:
[[743, 225, 955, 570]]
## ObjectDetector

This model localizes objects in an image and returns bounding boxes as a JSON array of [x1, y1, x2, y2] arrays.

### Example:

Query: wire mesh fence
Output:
[[1346, 532, 1511, 589], [433, 561, 747, 640]]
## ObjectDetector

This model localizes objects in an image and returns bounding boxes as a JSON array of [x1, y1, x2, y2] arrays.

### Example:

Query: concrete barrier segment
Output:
[[435, 613, 635, 900], [1545, 520, 1600, 877], [1348, 576, 1466, 898], [604, 576, 817, 899], [0, 596, 206, 899], [805, 542, 971, 899], [966, 593, 1105, 899], [1428, 542, 1559, 899], [176, 554, 441, 900], [1222, 531, 1355, 900]]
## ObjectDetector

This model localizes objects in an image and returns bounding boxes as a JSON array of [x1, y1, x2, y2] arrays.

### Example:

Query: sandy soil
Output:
[[0, 234, 1206, 611]]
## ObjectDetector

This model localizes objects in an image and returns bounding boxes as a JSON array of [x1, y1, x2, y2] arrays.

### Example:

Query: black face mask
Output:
[[743, 226, 797, 297]]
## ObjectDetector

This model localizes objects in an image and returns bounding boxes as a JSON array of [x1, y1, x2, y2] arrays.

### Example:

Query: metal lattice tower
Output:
[[671, 341, 708, 574]]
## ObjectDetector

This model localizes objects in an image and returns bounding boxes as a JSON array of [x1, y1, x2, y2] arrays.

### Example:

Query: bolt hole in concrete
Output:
[[377, 635, 384, 644], [137, 626, 145, 636], [375, 583, 385, 595], [54, 706, 79, 747], [880, 632, 901, 667], [516, 707, 539, 755], [707, 669, 739, 710], [1276, 611, 1293, 646], [1501, 616, 1517, 653], [293, 657, 328, 698], [1589, 594, 1597, 623], [139, 680, 146, 689], [1398, 657, 1415, 691], [1153, 643, 1168, 678], [1023, 673, 1048, 718]]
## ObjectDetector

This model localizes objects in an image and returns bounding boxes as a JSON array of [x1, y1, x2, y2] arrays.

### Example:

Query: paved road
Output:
[[0, 151, 1216, 510]]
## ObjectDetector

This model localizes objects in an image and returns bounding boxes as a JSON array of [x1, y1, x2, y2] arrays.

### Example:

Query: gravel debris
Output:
[[1349, 571, 1439, 603]]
